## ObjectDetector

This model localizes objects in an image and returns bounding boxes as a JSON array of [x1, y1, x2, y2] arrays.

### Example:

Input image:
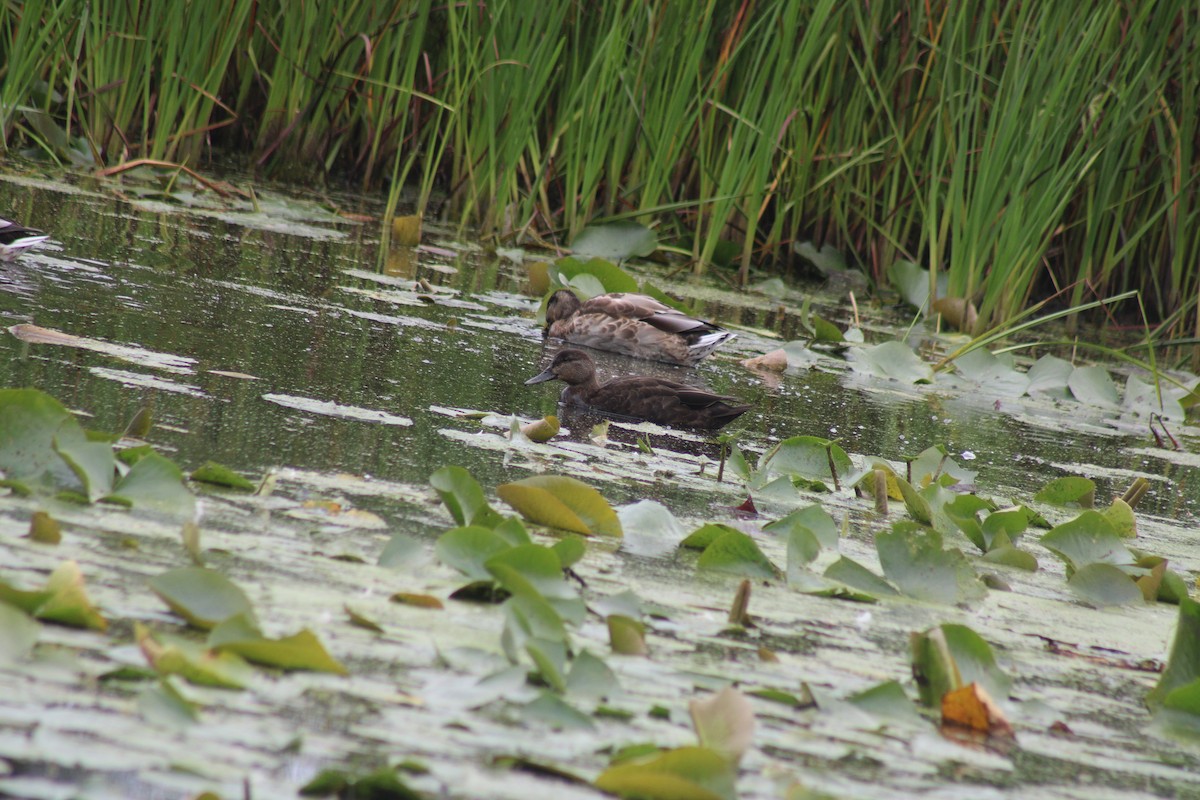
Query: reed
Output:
[[0, 0, 1196, 339]]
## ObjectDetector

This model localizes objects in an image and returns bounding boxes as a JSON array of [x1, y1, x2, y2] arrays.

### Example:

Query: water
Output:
[[2, 168, 1199, 799]]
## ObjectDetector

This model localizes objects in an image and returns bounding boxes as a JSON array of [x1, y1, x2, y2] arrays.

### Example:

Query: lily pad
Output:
[[850, 340, 934, 383], [952, 348, 1030, 397], [208, 613, 347, 674], [570, 222, 657, 261], [823, 557, 899, 597], [681, 523, 743, 551], [1026, 354, 1074, 396], [1068, 365, 1120, 409], [696, 532, 779, 580], [1035, 476, 1096, 508], [436, 525, 514, 582], [148, 567, 256, 630], [1149, 597, 1200, 711], [1067, 563, 1144, 608], [190, 462, 256, 491], [498, 475, 622, 537], [889, 259, 945, 314], [607, 615, 648, 656], [1040, 511, 1132, 575], [0, 602, 39, 664], [876, 523, 986, 604], [911, 623, 1011, 708], [0, 388, 95, 495], [763, 504, 839, 550], [430, 465, 504, 528], [0, 560, 108, 631], [106, 451, 196, 517], [594, 746, 735, 800], [756, 436, 853, 485], [689, 686, 754, 765], [135, 622, 252, 689], [550, 255, 640, 294]]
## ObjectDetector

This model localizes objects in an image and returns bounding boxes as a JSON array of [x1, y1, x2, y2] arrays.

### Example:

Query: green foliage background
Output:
[[1, 0, 1196, 333]]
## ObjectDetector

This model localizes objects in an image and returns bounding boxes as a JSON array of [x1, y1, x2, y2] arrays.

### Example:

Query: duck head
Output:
[[525, 348, 596, 387], [545, 289, 583, 325]]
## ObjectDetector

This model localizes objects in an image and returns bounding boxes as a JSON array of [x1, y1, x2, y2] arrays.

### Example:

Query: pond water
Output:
[[1, 168, 1199, 799]]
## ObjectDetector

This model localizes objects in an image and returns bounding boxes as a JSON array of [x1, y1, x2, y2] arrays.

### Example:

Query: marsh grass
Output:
[[0, 1, 1197, 340]]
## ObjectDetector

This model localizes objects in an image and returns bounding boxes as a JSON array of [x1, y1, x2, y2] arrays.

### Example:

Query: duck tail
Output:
[[686, 331, 737, 364]]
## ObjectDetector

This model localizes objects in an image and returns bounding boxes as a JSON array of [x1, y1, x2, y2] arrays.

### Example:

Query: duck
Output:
[[0, 218, 49, 261], [544, 289, 735, 366], [526, 348, 751, 430]]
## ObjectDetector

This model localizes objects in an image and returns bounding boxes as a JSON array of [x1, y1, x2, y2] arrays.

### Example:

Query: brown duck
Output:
[[544, 289, 735, 366], [526, 349, 751, 430]]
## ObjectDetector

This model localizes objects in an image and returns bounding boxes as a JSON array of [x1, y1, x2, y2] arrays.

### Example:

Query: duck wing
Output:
[[583, 293, 723, 336]]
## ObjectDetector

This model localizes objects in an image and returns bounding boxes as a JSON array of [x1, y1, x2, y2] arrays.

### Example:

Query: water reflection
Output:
[[0, 172, 1194, 527]]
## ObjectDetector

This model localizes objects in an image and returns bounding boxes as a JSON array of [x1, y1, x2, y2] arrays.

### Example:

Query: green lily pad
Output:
[[566, 649, 621, 702], [696, 532, 779, 580], [911, 623, 1011, 708], [570, 222, 658, 261], [681, 523, 742, 551], [850, 340, 933, 383], [594, 746, 735, 800], [208, 613, 347, 674], [876, 523, 986, 604], [846, 680, 924, 723], [300, 766, 421, 799], [0, 602, 39, 664], [1040, 511, 1132, 575], [1026, 354, 1074, 396], [907, 444, 977, 487], [756, 436, 853, 485], [487, 544, 584, 624], [1149, 597, 1200, 711], [550, 255, 640, 294], [1035, 476, 1096, 508], [148, 566, 256, 630], [498, 475, 622, 537], [888, 259, 946, 314], [138, 677, 200, 728], [785, 526, 822, 569], [763, 504, 839, 549], [0, 388, 93, 495], [135, 622, 252, 689], [520, 691, 595, 730], [953, 348, 1030, 398], [1068, 365, 1120, 408], [1067, 563, 1144, 608], [823, 557, 899, 597], [607, 615, 647, 656], [430, 465, 504, 528], [0, 560, 108, 631], [190, 461, 256, 491], [1103, 498, 1137, 538], [436, 525, 515, 581], [106, 452, 196, 518], [980, 546, 1038, 571]]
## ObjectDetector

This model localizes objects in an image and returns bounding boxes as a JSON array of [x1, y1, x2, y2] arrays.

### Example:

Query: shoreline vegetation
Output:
[[0, 1, 1197, 338]]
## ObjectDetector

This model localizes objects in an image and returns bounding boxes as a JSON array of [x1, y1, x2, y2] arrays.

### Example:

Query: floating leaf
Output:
[[301, 765, 422, 800], [1040, 511, 1132, 575], [912, 623, 1012, 708], [876, 524, 986, 604], [148, 567, 256, 630], [550, 255, 641, 294], [823, 557, 898, 597], [28, 510, 61, 544], [430, 466, 504, 528], [846, 680, 923, 724], [941, 683, 1014, 739], [208, 613, 347, 674], [1026, 354, 1074, 396], [435, 526, 514, 581], [1067, 563, 1143, 608], [570, 223, 657, 261], [107, 452, 196, 517], [690, 686, 755, 765], [488, 544, 584, 624], [0, 388, 93, 494], [697, 532, 779, 580], [850, 341, 934, 383], [888, 259, 946, 313], [520, 691, 595, 731], [566, 649, 621, 702], [952, 348, 1028, 397], [594, 746, 735, 800], [135, 622, 251, 689], [498, 475, 622, 537], [756, 436, 853, 485], [620, 500, 686, 556], [980, 546, 1038, 571], [785, 527, 822, 570], [1149, 597, 1200, 711], [138, 677, 200, 728], [378, 532, 425, 568], [1103, 498, 1137, 538], [763, 504, 839, 550], [0, 560, 108, 631], [189, 462, 256, 491], [390, 592, 445, 610], [1068, 365, 1120, 408], [1034, 476, 1096, 508], [345, 605, 384, 632], [0, 602, 38, 664], [520, 414, 560, 442], [680, 523, 742, 551], [608, 615, 647, 656]]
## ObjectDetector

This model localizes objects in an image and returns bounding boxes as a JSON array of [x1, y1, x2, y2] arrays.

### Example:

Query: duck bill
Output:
[[525, 368, 557, 385]]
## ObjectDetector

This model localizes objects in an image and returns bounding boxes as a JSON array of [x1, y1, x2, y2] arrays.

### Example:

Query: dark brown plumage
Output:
[[525, 348, 751, 431], [544, 289, 735, 366]]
